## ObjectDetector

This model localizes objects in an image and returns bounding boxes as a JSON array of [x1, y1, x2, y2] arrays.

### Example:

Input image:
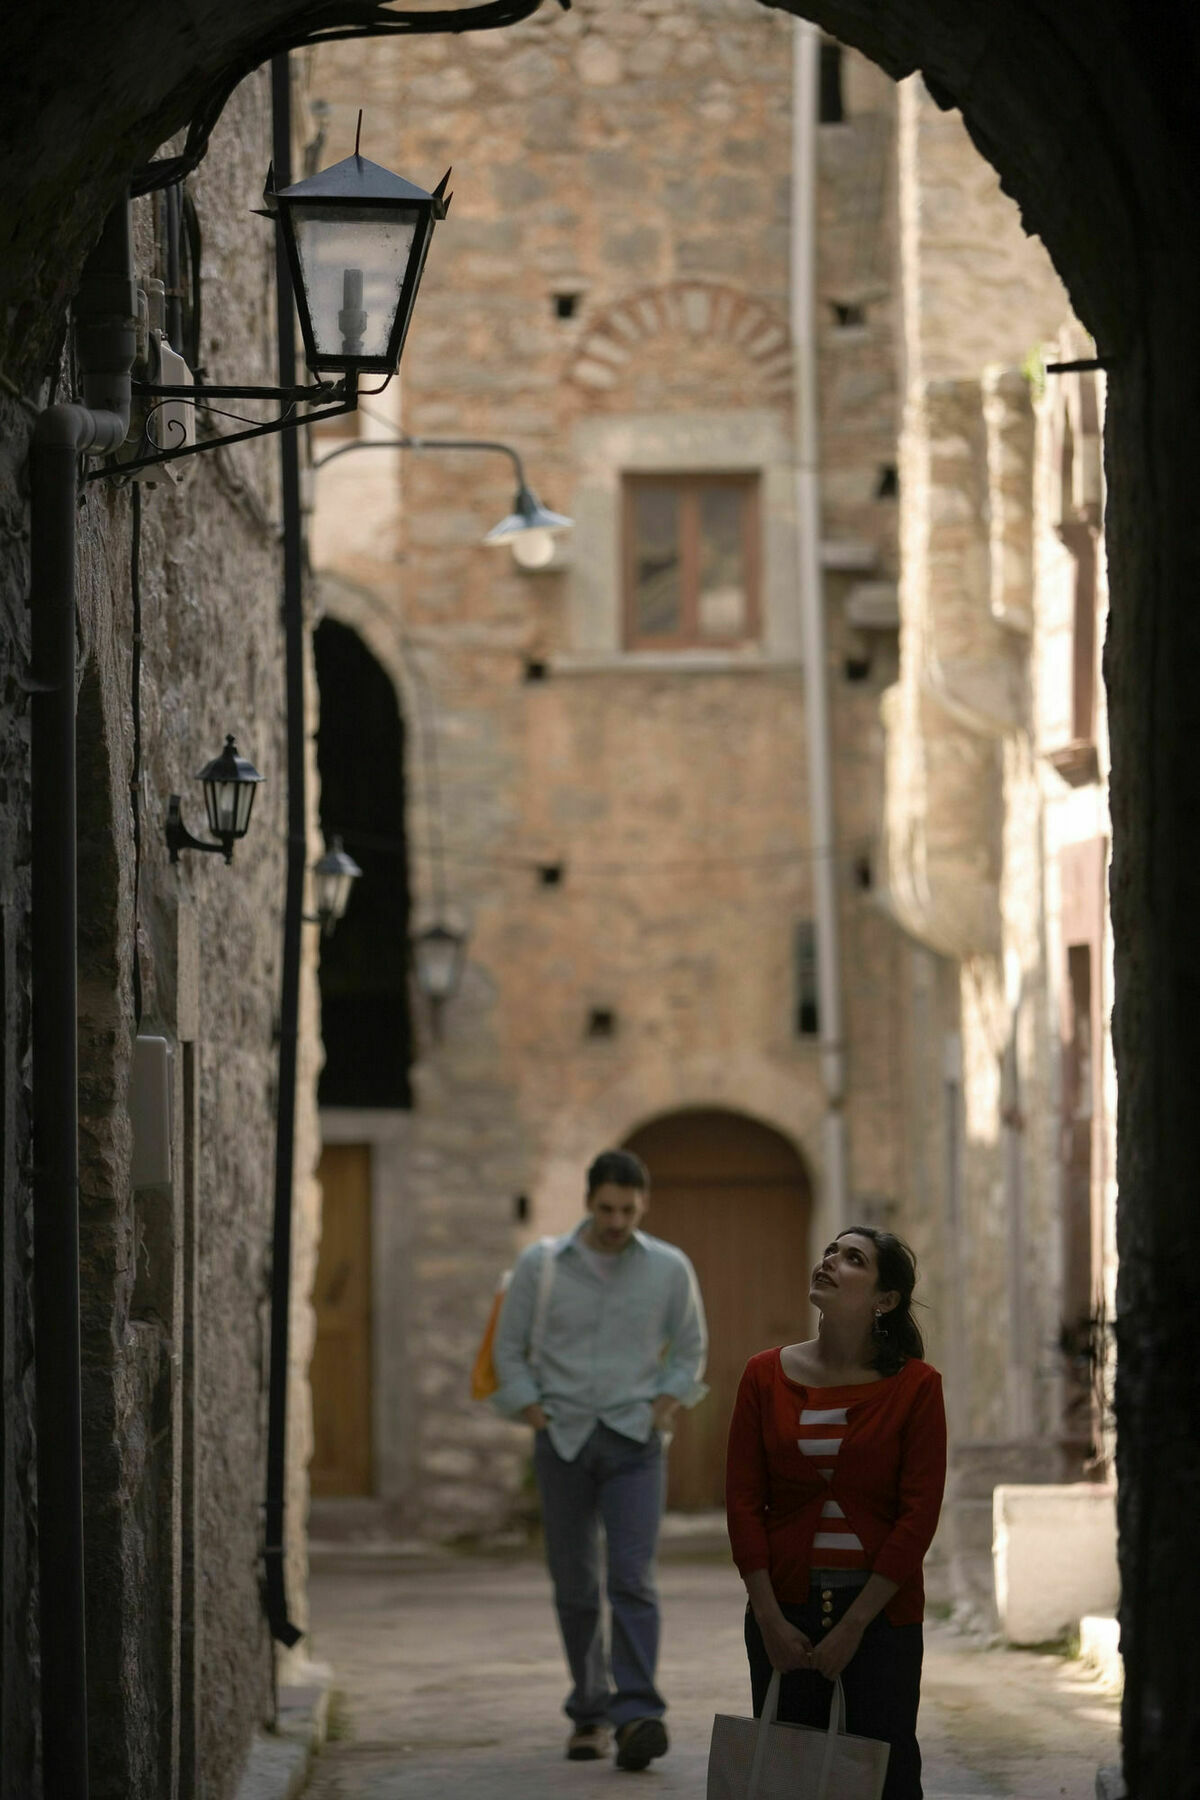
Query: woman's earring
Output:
[[872, 1308, 888, 1338]]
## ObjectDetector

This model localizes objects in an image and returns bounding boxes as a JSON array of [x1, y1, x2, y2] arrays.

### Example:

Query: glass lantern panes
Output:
[[291, 204, 418, 364], [197, 736, 263, 842], [413, 924, 467, 1001]]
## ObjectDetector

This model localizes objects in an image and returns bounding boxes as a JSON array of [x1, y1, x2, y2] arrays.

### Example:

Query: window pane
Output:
[[697, 485, 748, 639], [632, 485, 681, 638]]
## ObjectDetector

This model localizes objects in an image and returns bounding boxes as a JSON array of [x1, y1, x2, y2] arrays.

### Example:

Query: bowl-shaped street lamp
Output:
[[270, 151, 452, 376], [309, 836, 363, 936], [166, 734, 265, 864], [481, 481, 573, 569]]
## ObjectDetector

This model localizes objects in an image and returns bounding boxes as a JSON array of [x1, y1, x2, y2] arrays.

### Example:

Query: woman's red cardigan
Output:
[[725, 1349, 947, 1627]]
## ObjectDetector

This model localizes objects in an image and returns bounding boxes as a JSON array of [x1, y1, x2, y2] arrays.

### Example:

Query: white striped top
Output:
[[797, 1402, 866, 1569]]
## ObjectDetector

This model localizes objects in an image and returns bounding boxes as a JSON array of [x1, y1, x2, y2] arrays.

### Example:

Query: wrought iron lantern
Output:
[[412, 922, 468, 1008], [166, 734, 264, 864], [309, 836, 362, 935], [269, 142, 451, 377]]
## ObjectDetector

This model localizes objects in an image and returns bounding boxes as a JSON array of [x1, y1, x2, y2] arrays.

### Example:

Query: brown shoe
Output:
[[566, 1723, 612, 1761], [615, 1718, 668, 1771]]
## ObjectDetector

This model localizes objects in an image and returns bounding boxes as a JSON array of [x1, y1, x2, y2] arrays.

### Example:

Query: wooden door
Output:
[[625, 1111, 811, 1510], [310, 1143, 373, 1496]]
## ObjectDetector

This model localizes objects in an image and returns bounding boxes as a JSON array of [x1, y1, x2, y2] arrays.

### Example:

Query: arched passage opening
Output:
[[624, 1109, 812, 1511], [310, 618, 412, 1501], [313, 617, 412, 1110]]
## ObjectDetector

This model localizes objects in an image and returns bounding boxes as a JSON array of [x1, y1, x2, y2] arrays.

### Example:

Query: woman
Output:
[[725, 1227, 946, 1800]]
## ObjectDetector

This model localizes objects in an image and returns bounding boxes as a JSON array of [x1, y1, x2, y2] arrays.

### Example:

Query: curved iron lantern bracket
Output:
[[87, 374, 358, 481], [130, 0, 570, 199]]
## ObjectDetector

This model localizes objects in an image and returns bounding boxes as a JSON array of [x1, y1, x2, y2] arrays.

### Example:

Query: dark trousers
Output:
[[744, 1586, 925, 1800], [533, 1424, 666, 1728]]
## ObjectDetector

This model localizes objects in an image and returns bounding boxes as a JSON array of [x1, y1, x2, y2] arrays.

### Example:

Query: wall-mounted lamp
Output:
[[481, 481, 573, 569], [270, 144, 450, 378], [166, 734, 264, 864], [412, 921, 468, 1036], [312, 433, 573, 562], [98, 121, 451, 483], [305, 835, 362, 936]]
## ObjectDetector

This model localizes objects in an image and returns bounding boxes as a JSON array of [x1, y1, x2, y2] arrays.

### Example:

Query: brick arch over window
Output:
[[569, 283, 793, 411], [7, 5, 1200, 1792]]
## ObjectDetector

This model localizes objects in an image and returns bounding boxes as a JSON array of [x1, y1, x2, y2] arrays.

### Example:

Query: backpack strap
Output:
[[528, 1235, 559, 1376]]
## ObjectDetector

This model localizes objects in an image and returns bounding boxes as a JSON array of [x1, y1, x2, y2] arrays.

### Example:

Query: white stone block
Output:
[[993, 1484, 1118, 1645]]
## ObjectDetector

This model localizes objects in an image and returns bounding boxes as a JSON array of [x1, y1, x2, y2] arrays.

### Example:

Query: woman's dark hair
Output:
[[839, 1225, 924, 1375], [586, 1149, 650, 1196]]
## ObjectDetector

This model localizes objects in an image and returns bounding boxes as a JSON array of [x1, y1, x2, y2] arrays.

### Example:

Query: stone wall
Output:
[[880, 77, 1114, 1624], [1, 69, 322, 1799]]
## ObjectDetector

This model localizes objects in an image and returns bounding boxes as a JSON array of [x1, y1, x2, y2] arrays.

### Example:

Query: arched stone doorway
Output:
[[624, 1109, 812, 1510]]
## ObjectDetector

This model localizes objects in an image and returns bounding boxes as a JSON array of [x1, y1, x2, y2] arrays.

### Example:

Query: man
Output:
[[491, 1149, 708, 1769]]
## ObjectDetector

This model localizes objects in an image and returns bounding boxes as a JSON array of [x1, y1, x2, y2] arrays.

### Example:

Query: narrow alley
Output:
[[300, 1550, 1119, 1799]]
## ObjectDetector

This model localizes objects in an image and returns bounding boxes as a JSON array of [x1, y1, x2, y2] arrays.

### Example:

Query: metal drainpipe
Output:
[[792, 20, 850, 1235], [30, 198, 135, 1800], [262, 49, 304, 1650]]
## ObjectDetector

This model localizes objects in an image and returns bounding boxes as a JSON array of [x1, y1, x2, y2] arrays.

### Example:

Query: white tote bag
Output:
[[707, 1668, 889, 1800]]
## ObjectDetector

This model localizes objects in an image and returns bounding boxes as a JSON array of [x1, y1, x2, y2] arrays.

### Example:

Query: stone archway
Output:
[[624, 1108, 812, 1510], [7, 4, 1200, 1790]]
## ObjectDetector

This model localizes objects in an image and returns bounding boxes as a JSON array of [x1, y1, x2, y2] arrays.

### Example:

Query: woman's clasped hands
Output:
[[757, 1609, 866, 1682]]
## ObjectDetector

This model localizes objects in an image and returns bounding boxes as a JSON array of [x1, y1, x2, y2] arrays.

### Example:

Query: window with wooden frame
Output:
[[622, 474, 761, 650]]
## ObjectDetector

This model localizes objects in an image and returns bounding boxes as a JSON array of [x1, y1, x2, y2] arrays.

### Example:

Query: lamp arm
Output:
[[165, 796, 234, 864], [312, 433, 527, 489], [132, 379, 341, 403], [88, 384, 359, 482]]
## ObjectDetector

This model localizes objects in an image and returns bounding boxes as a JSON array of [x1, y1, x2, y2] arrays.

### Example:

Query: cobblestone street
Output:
[[301, 1551, 1120, 1799]]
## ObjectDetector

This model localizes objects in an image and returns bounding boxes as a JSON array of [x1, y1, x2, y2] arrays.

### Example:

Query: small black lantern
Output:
[[412, 922, 468, 1017], [270, 144, 451, 377], [166, 734, 264, 864], [309, 836, 362, 936]]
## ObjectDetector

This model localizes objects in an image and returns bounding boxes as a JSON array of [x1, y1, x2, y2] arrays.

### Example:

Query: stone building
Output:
[[877, 77, 1116, 1627], [305, 10, 1117, 1639], [1, 67, 324, 1800], [304, 3, 918, 1536]]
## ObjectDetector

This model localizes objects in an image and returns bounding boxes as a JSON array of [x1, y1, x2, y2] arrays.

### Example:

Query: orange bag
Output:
[[470, 1276, 510, 1401], [470, 1237, 558, 1402]]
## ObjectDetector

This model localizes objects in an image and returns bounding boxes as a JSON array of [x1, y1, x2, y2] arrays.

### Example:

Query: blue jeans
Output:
[[533, 1423, 666, 1728]]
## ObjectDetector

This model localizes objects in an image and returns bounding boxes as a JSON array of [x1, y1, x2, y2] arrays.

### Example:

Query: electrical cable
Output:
[[129, 0, 565, 198], [181, 189, 203, 373]]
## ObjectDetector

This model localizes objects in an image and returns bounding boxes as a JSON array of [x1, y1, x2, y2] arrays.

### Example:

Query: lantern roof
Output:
[[314, 836, 362, 882], [274, 156, 452, 213]]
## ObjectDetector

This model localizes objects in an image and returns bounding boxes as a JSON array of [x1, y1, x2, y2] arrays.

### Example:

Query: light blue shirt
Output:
[[491, 1222, 709, 1462]]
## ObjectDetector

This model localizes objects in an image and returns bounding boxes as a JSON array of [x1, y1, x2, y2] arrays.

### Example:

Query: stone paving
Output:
[[301, 1551, 1120, 1799]]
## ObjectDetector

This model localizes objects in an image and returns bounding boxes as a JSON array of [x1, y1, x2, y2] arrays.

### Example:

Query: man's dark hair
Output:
[[586, 1149, 650, 1196]]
